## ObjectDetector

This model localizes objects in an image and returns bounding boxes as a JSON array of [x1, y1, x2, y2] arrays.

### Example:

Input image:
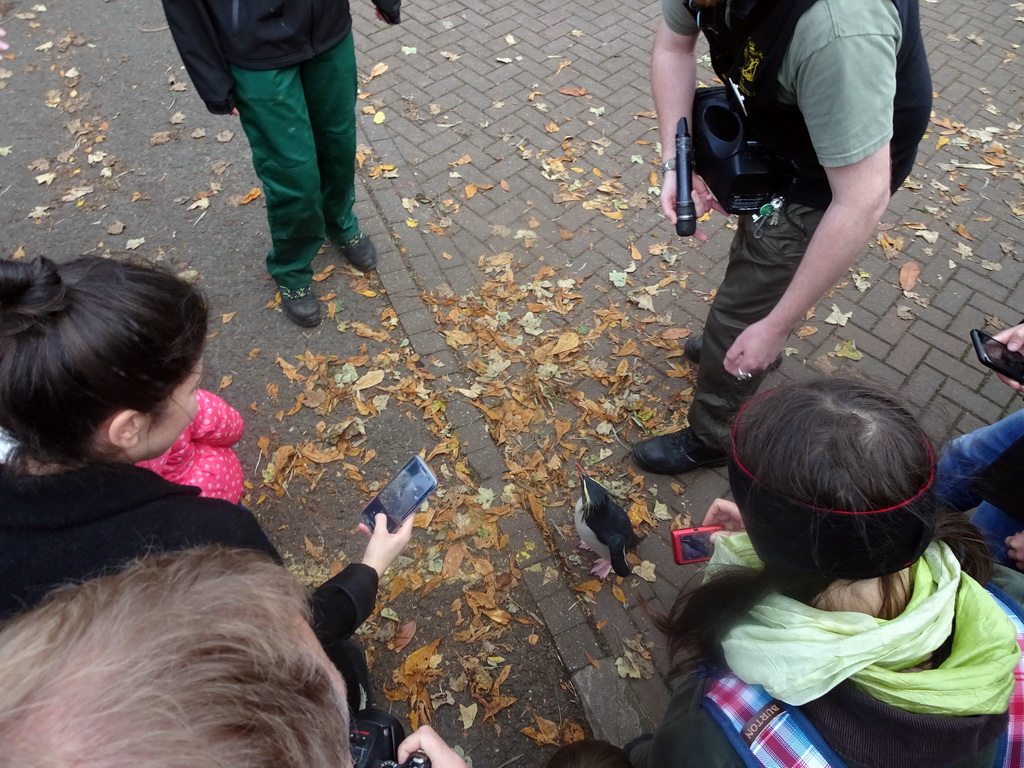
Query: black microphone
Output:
[[674, 117, 696, 237]]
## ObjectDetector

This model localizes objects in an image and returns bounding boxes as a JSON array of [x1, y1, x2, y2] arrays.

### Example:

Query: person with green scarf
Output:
[[629, 376, 1024, 768]]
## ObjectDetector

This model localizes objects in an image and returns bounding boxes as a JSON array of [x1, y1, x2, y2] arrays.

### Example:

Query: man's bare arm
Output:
[[651, 20, 725, 239], [722, 143, 892, 374]]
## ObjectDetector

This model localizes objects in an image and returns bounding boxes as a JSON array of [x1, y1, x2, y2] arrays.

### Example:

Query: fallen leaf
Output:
[[125, 237, 145, 250], [899, 261, 920, 291], [834, 339, 863, 360], [218, 374, 232, 390], [216, 130, 234, 142], [390, 621, 417, 652], [521, 713, 560, 746], [824, 304, 852, 326], [239, 187, 262, 205], [459, 703, 478, 730], [169, 111, 185, 124]]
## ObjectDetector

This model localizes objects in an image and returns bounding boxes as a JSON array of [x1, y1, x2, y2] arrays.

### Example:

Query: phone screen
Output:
[[361, 456, 438, 533], [972, 329, 1024, 383], [672, 526, 724, 564]]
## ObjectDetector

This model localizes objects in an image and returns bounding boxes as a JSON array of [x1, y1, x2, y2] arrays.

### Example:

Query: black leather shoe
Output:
[[340, 234, 378, 271], [632, 428, 727, 475], [279, 286, 321, 327], [684, 333, 783, 372]]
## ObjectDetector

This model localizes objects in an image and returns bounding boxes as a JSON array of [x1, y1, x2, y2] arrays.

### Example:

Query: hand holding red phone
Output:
[[359, 513, 414, 578], [702, 498, 745, 533]]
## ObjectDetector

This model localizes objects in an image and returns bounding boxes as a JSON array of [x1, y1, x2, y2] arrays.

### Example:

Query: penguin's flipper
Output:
[[606, 533, 632, 577]]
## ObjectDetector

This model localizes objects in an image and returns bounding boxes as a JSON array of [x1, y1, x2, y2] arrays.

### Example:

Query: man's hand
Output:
[[723, 316, 790, 377], [661, 171, 726, 243], [992, 323, 1024, 392], [398, 726, 467, 768]]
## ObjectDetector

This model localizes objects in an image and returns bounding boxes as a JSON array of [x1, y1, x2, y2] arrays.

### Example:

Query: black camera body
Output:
[[692, 87, 780, 214], [350, 708, 430, 768]]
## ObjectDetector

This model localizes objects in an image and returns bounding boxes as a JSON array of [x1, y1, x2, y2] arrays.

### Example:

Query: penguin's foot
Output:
[[591, 558, 614, 580], [578, 540, 592, 551]]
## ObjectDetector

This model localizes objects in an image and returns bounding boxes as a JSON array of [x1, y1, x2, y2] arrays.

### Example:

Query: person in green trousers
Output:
[[161, 0, 401, 326]]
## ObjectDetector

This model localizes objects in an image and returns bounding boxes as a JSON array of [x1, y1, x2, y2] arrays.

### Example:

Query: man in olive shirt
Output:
[[633, 0, 930, 475]]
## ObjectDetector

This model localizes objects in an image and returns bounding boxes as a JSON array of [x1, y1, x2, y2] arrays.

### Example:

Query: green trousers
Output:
[[231, 34, 359, 291], [687, 203, 826, 450]]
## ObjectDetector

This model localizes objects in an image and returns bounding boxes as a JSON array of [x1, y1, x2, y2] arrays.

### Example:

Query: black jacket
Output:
[[162, 0, 401, 113], [0, 464, 378, 664]]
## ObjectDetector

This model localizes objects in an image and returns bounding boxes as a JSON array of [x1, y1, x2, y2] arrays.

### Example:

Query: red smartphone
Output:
[[672, 525, 725, 564]]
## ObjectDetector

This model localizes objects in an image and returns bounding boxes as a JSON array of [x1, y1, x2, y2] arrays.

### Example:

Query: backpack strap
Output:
[[984, 585, 1024, 768], [703, 674, 848, 768]]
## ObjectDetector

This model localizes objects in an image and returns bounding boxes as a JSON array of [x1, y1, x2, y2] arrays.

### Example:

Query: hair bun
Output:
[[0, 257, 70, 335]]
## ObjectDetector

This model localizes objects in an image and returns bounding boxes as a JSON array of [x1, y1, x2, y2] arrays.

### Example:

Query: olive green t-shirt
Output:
[[662, 0, 900, 168]]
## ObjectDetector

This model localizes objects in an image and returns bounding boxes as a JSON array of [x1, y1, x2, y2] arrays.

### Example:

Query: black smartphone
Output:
[[971, 329, 1024, 383], [360, 456, 437, 533]]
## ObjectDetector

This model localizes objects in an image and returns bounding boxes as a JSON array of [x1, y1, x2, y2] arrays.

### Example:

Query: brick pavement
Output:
[[351, 0, 1024, 744]]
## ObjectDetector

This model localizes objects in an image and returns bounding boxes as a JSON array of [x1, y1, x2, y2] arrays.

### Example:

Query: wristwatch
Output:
[[661, 158, 677, 172]]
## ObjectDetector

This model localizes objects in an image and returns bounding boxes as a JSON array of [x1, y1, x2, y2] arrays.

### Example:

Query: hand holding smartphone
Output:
[[971, 329, 1024, 384], [361, 456, 438, 533], [672, 525, 725, 564]]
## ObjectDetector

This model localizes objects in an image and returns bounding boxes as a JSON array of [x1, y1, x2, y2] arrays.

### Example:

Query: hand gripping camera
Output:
[[350, 708, 430, 768]]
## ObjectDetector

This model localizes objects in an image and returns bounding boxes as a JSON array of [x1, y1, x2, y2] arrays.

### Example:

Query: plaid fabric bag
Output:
[[704, 586, 1024, 768]]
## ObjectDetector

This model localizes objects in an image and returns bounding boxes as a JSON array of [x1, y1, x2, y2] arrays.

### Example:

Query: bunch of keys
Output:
[[751, 196, 784, 239]]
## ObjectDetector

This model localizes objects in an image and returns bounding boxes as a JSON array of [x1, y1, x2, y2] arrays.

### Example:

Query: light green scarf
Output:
[[710, 535, 1019, 715]]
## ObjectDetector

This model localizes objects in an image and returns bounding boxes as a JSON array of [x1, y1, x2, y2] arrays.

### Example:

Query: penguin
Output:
[[574, 464, 640, 579]]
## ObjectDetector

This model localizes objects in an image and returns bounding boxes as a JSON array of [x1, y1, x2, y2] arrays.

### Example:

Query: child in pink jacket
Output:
[[137, 389, 244, 503]]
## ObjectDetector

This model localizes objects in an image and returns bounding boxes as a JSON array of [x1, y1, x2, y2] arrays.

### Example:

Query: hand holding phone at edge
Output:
[[702, 498, 745, 540], [993, 323, 1024, 391], [359, 513, 414, 578], [398, 726, 467, 768]]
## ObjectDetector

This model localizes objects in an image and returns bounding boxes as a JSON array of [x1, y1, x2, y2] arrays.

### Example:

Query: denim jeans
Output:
[[936, 409, 1024, 566]]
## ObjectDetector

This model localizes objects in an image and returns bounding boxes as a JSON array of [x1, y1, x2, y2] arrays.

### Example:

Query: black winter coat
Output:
[[0, 464, 378, 666]]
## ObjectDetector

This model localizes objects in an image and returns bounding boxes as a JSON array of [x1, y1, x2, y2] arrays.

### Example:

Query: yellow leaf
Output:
[[465, 184, 477, 199], [612, 584, 626, 605], [601, 209, 623, 220], [545, 121, 560, 133], [459, 703, 478, 729], [373, 111, 386, 124], [936, 135, 950, 149], [218, 374, 232, 391], [357, 289, 378, 297], [444, 329, 474, 348], [367, 62, 389, 80], [405, 218, 419, 227], [353, 369, 386, 393], [448, 155, 472, 166], [239, 187, 262, 205], [221, 312, 236, 324]]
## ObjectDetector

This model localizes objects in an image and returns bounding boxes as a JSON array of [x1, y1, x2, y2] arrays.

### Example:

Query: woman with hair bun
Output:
[[630, 376, 1024, 768], [0, 256, 411, 710]]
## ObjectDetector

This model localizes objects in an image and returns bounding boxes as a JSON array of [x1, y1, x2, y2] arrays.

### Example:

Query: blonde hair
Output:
[[0, 548, 351, 768]]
